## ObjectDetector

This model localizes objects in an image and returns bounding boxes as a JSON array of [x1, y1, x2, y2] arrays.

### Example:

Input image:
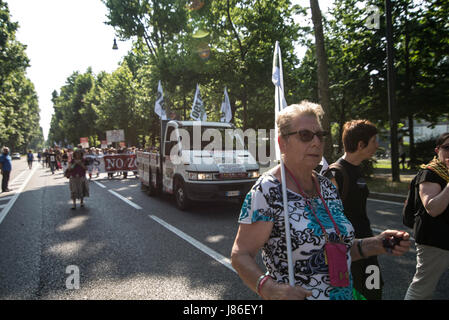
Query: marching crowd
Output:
[[36, 145, 140, 179]]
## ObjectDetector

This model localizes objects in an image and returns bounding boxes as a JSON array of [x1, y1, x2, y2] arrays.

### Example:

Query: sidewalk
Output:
[[370, 168, 416, 202], [368, 191, 406, 203]]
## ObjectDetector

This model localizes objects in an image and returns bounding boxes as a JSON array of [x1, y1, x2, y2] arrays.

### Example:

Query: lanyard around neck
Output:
[[284, 166, 342, 241]]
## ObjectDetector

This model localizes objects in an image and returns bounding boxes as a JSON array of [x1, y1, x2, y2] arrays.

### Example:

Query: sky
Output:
[[7, 0, 133, 140], [7, 0, 333, 141]]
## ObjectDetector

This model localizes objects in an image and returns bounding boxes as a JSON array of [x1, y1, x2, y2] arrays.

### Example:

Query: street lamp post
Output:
[[385, 0, 400, 182]]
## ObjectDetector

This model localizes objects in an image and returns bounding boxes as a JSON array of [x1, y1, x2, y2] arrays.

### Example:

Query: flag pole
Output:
[[273, 41, 295, 286]]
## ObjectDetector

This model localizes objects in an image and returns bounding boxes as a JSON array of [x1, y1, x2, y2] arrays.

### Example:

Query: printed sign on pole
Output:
[[106, 129, 125, 144], [80, 137, 89, 148]]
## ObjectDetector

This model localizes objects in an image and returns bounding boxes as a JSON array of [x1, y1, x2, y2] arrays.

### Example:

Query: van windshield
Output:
[[168, 126, 249, 151]]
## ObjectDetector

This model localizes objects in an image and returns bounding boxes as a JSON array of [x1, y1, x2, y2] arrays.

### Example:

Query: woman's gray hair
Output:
[[276, 100, 324, 137]]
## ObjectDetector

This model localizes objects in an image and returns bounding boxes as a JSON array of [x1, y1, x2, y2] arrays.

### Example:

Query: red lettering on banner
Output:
[[103, 154, 137, 172]]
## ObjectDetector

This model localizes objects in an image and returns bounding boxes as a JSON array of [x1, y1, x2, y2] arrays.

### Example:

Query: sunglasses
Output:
[[284, 129, 329, 142], [439, 144, 449, 151]]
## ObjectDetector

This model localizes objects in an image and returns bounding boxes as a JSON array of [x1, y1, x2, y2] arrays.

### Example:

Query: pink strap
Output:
[[284, 166, 341, 239]]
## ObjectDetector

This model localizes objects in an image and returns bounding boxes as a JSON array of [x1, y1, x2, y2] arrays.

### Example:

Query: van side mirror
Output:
[[164, 141, 177, 156]]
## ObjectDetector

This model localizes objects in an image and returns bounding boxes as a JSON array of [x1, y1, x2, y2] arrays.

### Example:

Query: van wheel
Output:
[[174, 180, 191, 210]]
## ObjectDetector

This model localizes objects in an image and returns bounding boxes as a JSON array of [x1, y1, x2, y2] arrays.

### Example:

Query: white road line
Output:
[[93, 181, 107, 189], [107, 189, 142, 210], [10, 170, 27, 184], [95, 181, 234, 273], [148, 214, 236, 274], [0, 165, 38, 225]]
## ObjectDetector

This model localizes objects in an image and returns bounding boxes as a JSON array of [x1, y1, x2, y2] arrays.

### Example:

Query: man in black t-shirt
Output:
[[48, 148, 57, 174], [325, 120, 382, 300], [405, 132, 449, 300]]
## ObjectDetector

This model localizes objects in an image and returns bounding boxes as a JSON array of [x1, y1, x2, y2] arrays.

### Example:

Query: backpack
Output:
[[325, 162, 350, 202], [402, 171, 423, 228]]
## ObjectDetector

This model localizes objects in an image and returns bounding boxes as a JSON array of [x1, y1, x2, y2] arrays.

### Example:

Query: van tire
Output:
[[174, 179, 191, 211]]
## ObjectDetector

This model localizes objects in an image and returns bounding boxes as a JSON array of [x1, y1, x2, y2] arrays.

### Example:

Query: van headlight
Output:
[[248, 170, 260, 179], [188, 172, 213, 181], [197, 173, 213, 180]]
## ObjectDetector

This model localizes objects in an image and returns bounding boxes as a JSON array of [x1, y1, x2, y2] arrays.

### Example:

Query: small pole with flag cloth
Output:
[[190, 84, 207, 121], [220, 87, 232, 123], [154, 80, 167, 120], [272, 41, 294, 287]]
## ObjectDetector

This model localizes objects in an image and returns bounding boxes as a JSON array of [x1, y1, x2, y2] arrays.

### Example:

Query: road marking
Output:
[[108, 189, 142, 210], [148, 214, 236, 274], [94, 180, 141, 209], [93, 181, 107, 189], [11, 170, 27, 183], [0, 165, 38, 225], [94, 180, 235, 273], [368, 198, 404, 206]]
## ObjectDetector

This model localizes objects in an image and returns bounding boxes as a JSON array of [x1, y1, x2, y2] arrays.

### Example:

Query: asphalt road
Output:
[[0, 157, 448, 300]]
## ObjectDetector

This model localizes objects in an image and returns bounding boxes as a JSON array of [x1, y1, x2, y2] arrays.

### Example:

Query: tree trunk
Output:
[[310, 0, 333, 161], [403, 3, 415, 167]]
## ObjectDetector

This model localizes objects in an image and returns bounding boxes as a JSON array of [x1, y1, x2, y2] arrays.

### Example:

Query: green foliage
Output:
[[0, 0, 43, 152], [47, 0, 447, 156]]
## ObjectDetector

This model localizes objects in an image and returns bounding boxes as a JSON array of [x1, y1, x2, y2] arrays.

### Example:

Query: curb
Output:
[[369, 191, 406, 203]]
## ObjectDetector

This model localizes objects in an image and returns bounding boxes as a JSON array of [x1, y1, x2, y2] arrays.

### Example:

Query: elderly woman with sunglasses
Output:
[[231, 101, 410, 300]]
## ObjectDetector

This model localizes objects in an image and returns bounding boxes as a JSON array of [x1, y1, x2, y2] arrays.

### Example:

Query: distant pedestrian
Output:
[[324, 120, 382, 300], [27, 150, 34, 169], [61, 149, 69, 174], [405, 132, 449, 300], [48, 148, 57, 174], [66, 149, 89, 210], [0, 146, 13, 192], [399, 137, 406, 170], [106, 148, 116, 179]]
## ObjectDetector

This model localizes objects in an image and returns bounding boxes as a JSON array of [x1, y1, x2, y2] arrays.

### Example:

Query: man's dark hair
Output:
[[342, 120, 378, 153]]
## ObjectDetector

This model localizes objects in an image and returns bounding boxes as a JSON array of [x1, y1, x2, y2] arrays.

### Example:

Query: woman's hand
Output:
[[376, 230, 411, 256], [259, 278, 312, 300]]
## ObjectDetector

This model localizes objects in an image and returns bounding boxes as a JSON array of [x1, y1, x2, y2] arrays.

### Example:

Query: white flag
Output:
[[154, 80, 167, 120], [190, 84, 207, 121], [318, 156, 329, 175], [220, 87, 232, 123], [272, 41, 295, 287], [273, 41, 288, 161]]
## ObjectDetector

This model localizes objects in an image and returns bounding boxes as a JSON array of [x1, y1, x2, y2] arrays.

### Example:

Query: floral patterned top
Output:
[[238, 172, 355, 300]]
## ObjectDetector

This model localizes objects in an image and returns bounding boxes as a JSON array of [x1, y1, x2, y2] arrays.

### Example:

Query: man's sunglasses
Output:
[[439, 144, 449, 151], [284, 129, 329, 142]]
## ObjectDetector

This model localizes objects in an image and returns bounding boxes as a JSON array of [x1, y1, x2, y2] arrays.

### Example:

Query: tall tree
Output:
[[309, 0, 333, 160], [0, 0, 42, 151]]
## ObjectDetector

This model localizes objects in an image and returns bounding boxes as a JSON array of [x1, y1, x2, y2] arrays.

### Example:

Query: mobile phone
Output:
[[382, 236, 403, 253]]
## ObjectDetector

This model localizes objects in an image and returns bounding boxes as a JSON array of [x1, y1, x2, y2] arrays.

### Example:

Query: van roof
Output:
[[172, 121, 235, 128]]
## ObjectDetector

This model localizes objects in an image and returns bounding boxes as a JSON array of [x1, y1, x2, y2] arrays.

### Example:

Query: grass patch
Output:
[[373, 159, 392, 169], [366, 175, 412, 195]]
